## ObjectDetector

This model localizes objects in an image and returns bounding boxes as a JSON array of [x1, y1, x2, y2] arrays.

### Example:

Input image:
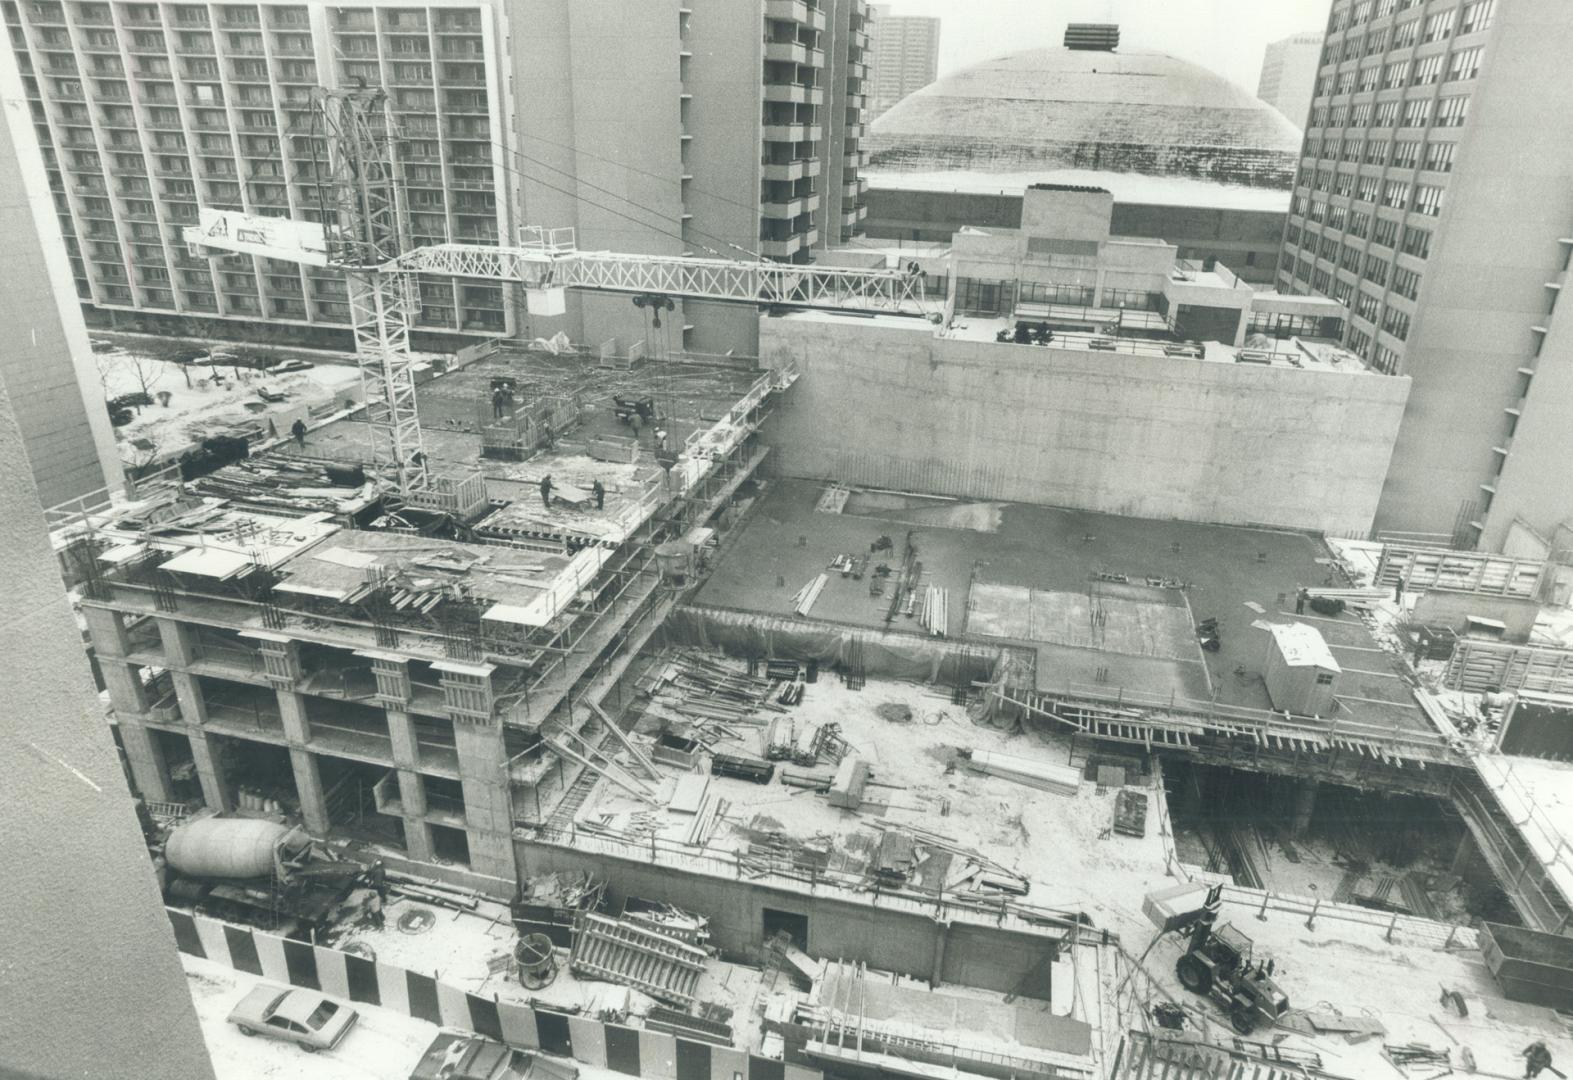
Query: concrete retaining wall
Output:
[[515, 839, 1059, 1001], [166, 907, 820, 1080], [759, 317, 1410, 536]]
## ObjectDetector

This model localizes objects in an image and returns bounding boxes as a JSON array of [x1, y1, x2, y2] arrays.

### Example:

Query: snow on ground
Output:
[[1150, 895, 1573, 1079], [593, 669, 1176, 942], [183, 952, 437, 1080], [330, 896, 770, 1038], [94, 346, 363, 468]]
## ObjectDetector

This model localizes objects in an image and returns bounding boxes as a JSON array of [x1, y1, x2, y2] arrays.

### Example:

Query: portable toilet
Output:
[[1263, 622, 1340, 716]]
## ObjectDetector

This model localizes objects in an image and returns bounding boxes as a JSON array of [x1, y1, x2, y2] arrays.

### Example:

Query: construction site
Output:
[[34, 85, 1573, 1080]]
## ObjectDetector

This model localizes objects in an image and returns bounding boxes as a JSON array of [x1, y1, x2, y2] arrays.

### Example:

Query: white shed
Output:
[[1262, 622, 1341, 716]]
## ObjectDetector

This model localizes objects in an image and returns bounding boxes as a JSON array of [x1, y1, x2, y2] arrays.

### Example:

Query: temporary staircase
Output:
[[568, 913, 707, 1007], [1114, 1032, 1344, 1080]]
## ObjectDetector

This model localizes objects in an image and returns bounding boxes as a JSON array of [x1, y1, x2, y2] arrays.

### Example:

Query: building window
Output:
[[1313, 267, 1332, 292], [1349, 103, 1372, 127], [1381, 180, 1411, 209], [1413, 184, 1445, 216], [1363, 254, 1389, 286], [1357, 176, 1380, 202], [1356, 292, 1381, 322], [1401, 226, 1432, 259], [1348, 327, 1373, 357], [1382, 60, 1410, 89], [1310, 199, 1328, 223], [1357, 66, 1380, 92], [1348, 211, 1371, 239], [1382, 307, 1411, 340], [1333, 279, 1354, 306], [1391, 140, 1421, 168], [1401, 99, 1431, 127], [1447, 46, 1483, 81], [1315, 672, 1336, 686], [1392, 266, 1421, 300], [1460, 0, 1495, 34], [1365, 139, 1390, 165], [1365, 29, 1388, 56], [1286, 224, 1301, 247], [1423, 141, 1456, 172], [1328, 205, 1349, 230], [1393, 18, 1420, 48], [1373, 101, 1398, 127], [1373, 217, 1400, 247], [1412, 54, 1444, 86], [1423, 11, 1456, 43], [1336, 70, 1356, 95], [1374, 344, 1401, 374], [1320, 235, 1340, 262], [1435, 96, 1470, 127]]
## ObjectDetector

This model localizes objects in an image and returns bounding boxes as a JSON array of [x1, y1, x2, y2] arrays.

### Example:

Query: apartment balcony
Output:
[[758, 229, 817, 258], [760, 193, 820, 219], [842, 177, 867, 198], [844, 122, 866, 139], [763, 83, 822, 106], [762, 157, 820, 182], [762, 123, 808, 143], [764, 40, 824, 68], [765, 0, 823, 27], [841, 203, 867, 227]]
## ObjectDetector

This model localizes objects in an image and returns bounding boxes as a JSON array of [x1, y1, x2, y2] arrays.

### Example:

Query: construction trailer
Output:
[[1261, 622, 1340, 717]]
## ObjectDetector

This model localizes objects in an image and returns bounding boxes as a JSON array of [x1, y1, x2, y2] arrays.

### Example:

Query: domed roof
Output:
[[870, 48, 1303, 189]]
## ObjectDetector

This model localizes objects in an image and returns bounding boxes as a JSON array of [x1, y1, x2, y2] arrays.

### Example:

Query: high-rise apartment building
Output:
[[1256, 31, 1323, 127], [1276, 0, 1573, 544], [867, 4, 936, 119], [1, 53, 121, 510], [1, 0, 871, 356]]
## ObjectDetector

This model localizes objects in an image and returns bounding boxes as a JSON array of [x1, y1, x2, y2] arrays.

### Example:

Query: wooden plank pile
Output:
[[791, 573, 828, 616], [918, 586, 948, 636], [644, 651, 781, 725], [957, 748, 1081, 796], [872, 820, 1031, 898]]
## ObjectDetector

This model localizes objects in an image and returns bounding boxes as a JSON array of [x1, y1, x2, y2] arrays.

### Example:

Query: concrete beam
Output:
[[81, 606, 128, 656]]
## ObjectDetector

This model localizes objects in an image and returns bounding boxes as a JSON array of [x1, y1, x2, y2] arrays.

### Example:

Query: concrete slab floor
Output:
[[695, 479, 1429, 733]]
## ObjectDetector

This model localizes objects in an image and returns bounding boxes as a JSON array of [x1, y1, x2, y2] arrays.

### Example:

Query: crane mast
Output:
[[314, 87, 427, 497], [184, 85, 939, 504]]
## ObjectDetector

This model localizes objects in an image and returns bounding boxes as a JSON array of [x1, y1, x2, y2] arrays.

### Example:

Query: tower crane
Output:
[[185, 87, 938, 501]]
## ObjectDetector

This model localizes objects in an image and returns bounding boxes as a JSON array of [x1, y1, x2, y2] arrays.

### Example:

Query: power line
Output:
[[509, 126, 774, 224], [486, 140, 765, 262]]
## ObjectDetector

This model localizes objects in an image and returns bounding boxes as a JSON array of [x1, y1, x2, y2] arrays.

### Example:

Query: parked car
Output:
[[228, 984, 358, 1053], [266, 358, 315, 374]]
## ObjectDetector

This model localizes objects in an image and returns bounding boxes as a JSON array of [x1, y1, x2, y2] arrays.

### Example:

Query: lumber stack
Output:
[[919, 586, 948, 636], [791, 573, 827, 616], [958, 748, 1080, 796]]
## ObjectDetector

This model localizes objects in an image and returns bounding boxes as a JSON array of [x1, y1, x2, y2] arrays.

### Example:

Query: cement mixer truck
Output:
[[159, 815, 373, 933]]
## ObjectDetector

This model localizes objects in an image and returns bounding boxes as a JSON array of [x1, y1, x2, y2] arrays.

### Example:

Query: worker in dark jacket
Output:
[[539, 473, 553, 510], [592, 479, 605, 510], [291, 418, 307, 449], [1522, 1041, 1554, 1079]]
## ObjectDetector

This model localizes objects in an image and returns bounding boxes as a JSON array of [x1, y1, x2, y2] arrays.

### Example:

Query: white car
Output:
[[228, 984, 358, 1052], [266, 358, 316, 374]]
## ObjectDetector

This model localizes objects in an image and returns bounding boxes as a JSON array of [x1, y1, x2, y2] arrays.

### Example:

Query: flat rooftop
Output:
[[865, 167, 1293, 213], [693, 479, 1428, 732]]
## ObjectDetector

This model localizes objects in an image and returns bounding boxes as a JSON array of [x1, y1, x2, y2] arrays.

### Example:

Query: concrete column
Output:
[[1232, 309, 1249, 348], [453, 719, 516, 882], [81, 606, 128, 656], [188, 730, 233, 812], [1092, 269, 1105, 308], [396, 769, 434, 860], [1289, 778, 1319, 839], [929, 920, 949, 988], [117, 721, 173, 803], [291, 748, 331, 836], [101, 660, 149, 715], [387, 709, 419, 768], [277, 690, 311, 745], [170, 671, 207, 725], [156, 616, 197, 666]]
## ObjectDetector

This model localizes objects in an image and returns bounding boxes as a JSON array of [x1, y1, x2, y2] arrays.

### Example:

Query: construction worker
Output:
[[492, 386, 508, 418], [1294, 586, 1307, 615], [364, 888, 384, 931], [592, 478, 605, 511], [539, 473, 553, 510], [629, 411, 642, 440], [291, 418, 307, 449], [1522, 1040, 1554, 1079]]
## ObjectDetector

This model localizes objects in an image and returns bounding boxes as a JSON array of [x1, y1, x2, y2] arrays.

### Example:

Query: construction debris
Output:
[[791, 573, 828, 616], [827, 756, 870, 810], [1114, 789, 1149, 837], [1381, 1042, 1451, 1072], [918, 584, 948, 636]]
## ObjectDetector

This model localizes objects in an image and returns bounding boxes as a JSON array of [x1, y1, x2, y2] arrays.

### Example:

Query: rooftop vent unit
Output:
[[1064, 23, 1119, 51]]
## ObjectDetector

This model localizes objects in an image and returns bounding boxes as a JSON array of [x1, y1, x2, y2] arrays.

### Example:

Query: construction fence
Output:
[[166, 906, 822, 1080]]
